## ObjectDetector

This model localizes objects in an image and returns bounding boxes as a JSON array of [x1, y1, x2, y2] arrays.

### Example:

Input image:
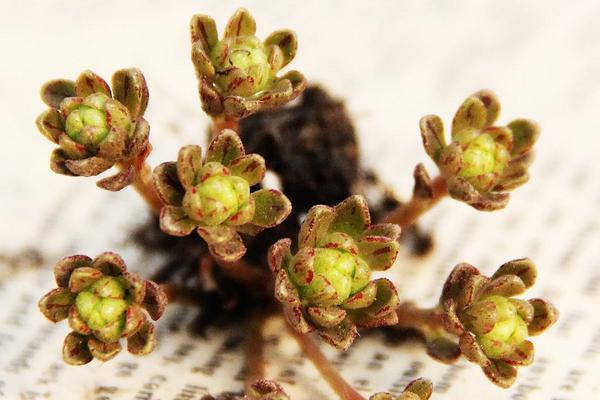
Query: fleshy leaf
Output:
[[341, 281, 377, 310], [298, 205, 335, 249], [177, 145, 202, 189], [91, 252, 127, 276], [317, 318, 357, 351], [508, 119, 540, 156], [357, 236, 399, 271], [452, 95, 487, 138], [420, 115, 446, 162], [36, 109, 64, 143], [160, 206, 197, 236], [41, 79, 76, 108], [404, 378, 434, 400], [96, 165, 136, 192], [38, 288, 75, 322], [426, 336, 461, 363], [265, 30, 297, 70], [328, 195, 370, 239], [268, 238, 292, 274], [65, 157, 113, 177], [153, 162, 184, 206], [54, 255, 92, 287], [50, 149, 75, 176], [206, 231, 247, 262], [123, 304, 147, 338], [88, 337, 122, 362], [482, 359, 517, 389], [274, 269, 301, 306], [75, 70, 111, 97], [481, 274, 527, 298], [190, 14, 218, 51], [68, 308, 91, 335], [223, 8, 256, 38], [127, 320, 156, 355], [528, 298, 559, 335], [228, 154, 266, 186], [251, 189, 291, 228], [191, 42, 216, 80], [205, 130, 245, 166], [493, 258, 537, 288], [142, 281, 168, 321], [199, 78, 224, 116], [282, 304, 312, 334], [307, 306, 347, 328], [68, 267, 103, 293], [63, 332, 93, 365], [359, 223, 401, 242], [363, 278, 399, 319], [197, 225, 237, 245], [112, 68, 149, 119]]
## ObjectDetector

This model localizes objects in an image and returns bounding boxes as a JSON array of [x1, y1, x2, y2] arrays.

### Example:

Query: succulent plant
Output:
[[38, 252, 167, 365], [370, 378, 433, 400], [420, 90, 540, 210], [153, 129, 291, 262], [190, 8, 306, 119], [269, 195, 401, 350], [439, 258, 558, 387], [244, 380, 290, 400], [36, 69, 151, 191]]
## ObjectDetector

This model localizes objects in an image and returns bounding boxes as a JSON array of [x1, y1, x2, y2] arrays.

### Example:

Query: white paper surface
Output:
[[1, 1, 599, 398]]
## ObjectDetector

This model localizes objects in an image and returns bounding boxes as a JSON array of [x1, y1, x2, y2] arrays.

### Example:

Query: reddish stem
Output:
[[245, 311, 266, 392], [381, 175, 448, 228], [214, 258, 273, 294], [395, 302, 445, 331], [211, 116, 240, 137], [287, 328, 365, 400]]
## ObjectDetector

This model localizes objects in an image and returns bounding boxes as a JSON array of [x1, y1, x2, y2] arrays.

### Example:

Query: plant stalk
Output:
[[381, 175, 448, 228], [129, 161, 163, 214], [287, 327, 365, 400], [245, 311, 266, 392], [395, 302, 445, 331], [214, 258, 273, 294], [212, 116, 240, 137]]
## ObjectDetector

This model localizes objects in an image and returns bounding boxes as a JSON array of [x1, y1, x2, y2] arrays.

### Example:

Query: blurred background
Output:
[[1, 1, 599, 398]]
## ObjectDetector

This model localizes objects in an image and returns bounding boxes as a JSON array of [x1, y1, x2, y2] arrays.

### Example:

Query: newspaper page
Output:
[[1, 1, 599, 399]]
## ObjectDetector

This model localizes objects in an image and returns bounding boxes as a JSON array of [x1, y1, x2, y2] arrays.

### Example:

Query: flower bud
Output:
[[211, 36, 273, 97]]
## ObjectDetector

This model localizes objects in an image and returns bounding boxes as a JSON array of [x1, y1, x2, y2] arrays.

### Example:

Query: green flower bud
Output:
[[475, 296, 527, 359], [187, 170, 250, 226], [459, 133, 510, 188], [296, 248, 370, 306], [65, 93, 111, 146], [75, 277, 128, 340], [210, 36, 273, 97]]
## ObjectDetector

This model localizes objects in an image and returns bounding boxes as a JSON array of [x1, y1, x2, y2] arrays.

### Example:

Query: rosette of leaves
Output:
[[269, 195, 401, 350], [153, 129, 291, 261], [190, 8, 306, 119], [420, 90, 540, 210], [36, 69, 151, 191], [370, 378, 433, 400], [439, 258, 558, 387], [38, 252, 167, 365]]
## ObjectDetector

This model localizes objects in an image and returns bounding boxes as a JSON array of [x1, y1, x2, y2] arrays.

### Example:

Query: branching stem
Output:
[[119, 159, 163, 214], [381, 175, 448, 228], [212, 116, 240, 137], [287, 327, 365, 400], [395, 302, 445, 332]]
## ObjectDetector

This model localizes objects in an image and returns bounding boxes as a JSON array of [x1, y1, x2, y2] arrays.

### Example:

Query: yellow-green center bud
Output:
[[65, 93, 110, 146], [75, 276, 128, 341], [460, 134, 509, 177], [298, 248, 371, 306], [193, 175, 250, 226], [210, 36, 273, 97], [476, 296, 528, 359]]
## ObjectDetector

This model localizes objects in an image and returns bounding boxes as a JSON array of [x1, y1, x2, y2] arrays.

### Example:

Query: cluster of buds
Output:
[[201, 380, 289, 400], [420, 90, 540, 210], [439, 258, 558, 387], [370, 378, 433, 400], [36, 69, 151, 191], [190, 8, 306, 120], [269, 195, 401, 350], [153, 129, 291, 261], [38, 252, 167, 365]]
